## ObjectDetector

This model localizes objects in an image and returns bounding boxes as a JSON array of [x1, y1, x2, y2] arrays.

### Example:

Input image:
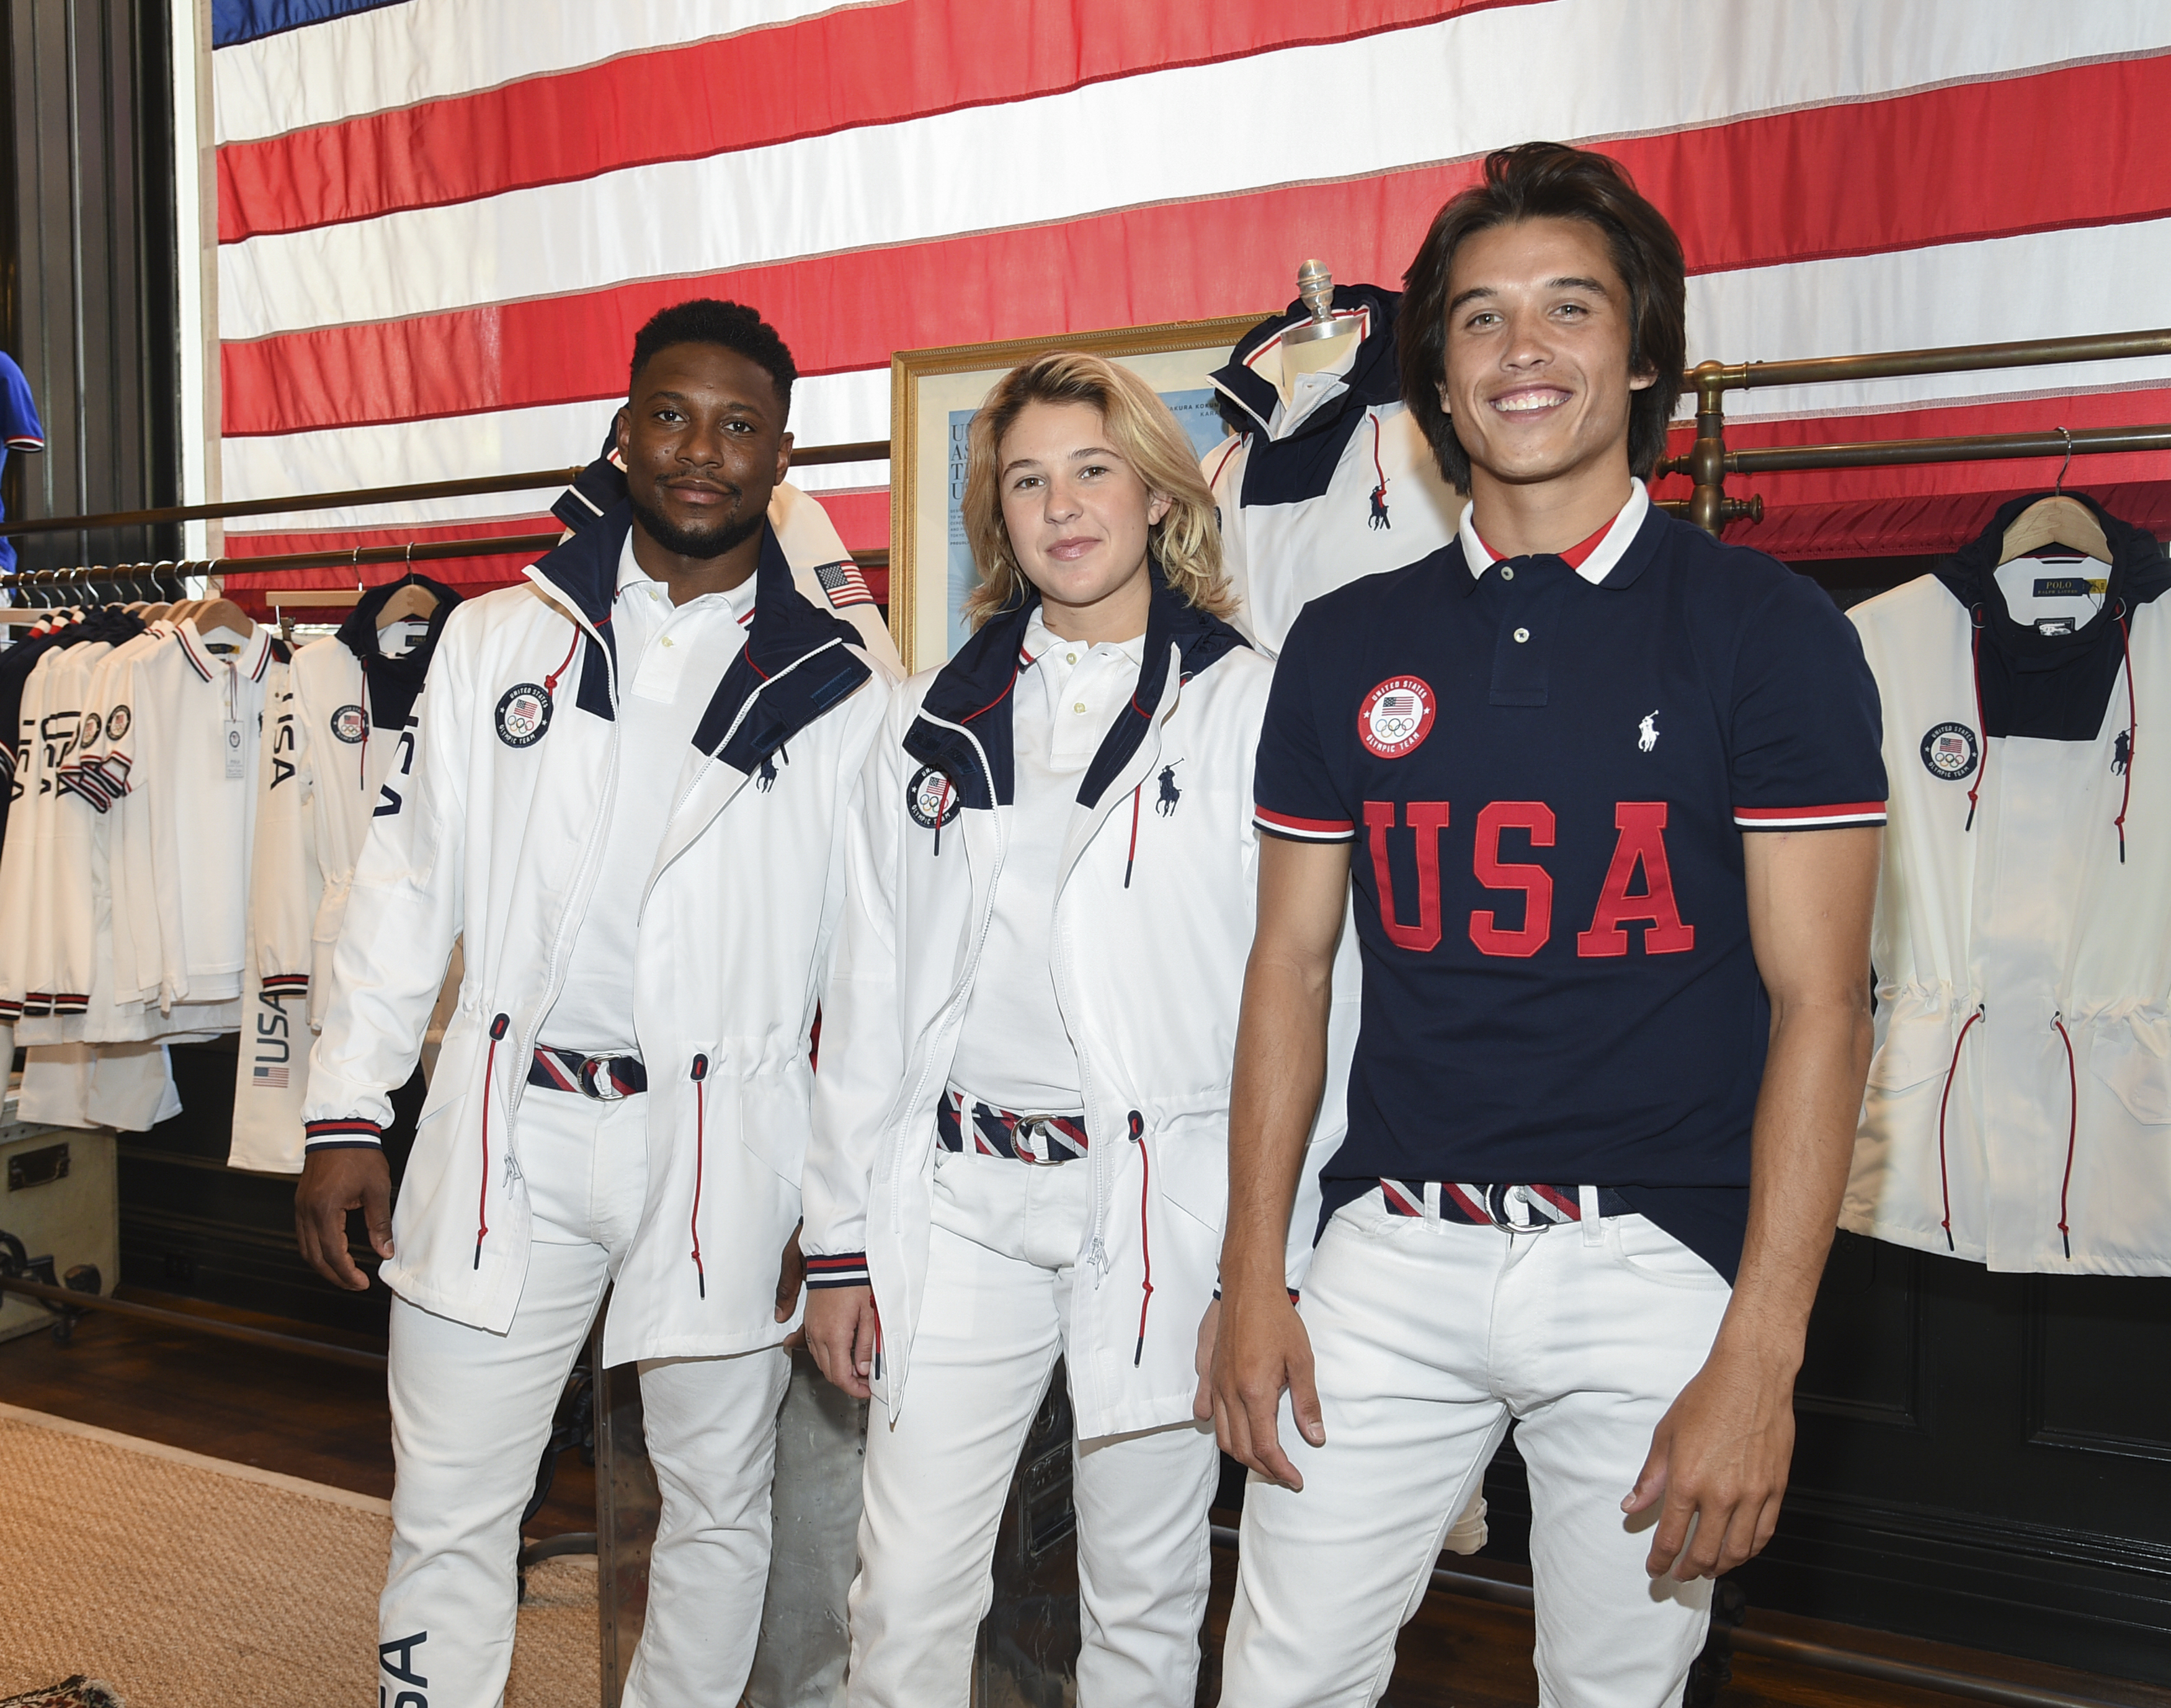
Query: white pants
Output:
[[849, 1148, 1220, 1708], [1219, 1189, 1734, 1708], [381, 1087, 789, 1708]]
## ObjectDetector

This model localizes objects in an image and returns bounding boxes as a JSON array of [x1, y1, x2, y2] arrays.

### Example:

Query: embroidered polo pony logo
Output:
[[1156, 762, 1182, 816], [1638, 711, 1661, 752], [2115, 730, 2132, 776]]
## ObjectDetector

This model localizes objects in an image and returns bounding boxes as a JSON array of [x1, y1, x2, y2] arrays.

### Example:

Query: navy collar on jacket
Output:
[[1210, 283, 1405, 510], [904, 562, 1249, 812], [334, 572, 464, 729]]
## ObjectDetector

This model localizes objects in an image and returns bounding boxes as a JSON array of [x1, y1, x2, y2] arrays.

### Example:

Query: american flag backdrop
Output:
[[207, 0, 2171, 599]]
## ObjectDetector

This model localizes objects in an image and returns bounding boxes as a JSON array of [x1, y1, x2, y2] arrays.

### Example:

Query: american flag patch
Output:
[[813, 559, 876, 610], [253, 1065, 290, 1089], [1379, 692, 1417, 716]]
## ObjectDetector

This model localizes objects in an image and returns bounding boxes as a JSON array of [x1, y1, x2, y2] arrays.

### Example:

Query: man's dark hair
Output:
[[1399, 142, 1685, 491], [629, 298, 798, 417]]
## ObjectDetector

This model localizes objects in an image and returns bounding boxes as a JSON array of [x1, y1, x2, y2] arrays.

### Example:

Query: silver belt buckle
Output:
[[581, 1056, 629, 1102], [1013, 1115, 1067, 1165], [1486, 1183, 1543, 1232]]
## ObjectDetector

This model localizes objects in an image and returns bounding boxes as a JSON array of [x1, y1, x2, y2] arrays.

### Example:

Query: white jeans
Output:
[[1219, 1189, 1734, 1708], [848, 1147, 1221, 1708], [381, 1086, 789, 1708]]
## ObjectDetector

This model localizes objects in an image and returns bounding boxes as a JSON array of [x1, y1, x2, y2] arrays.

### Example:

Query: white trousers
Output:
[[381, 1087, 789, 1708], [849, 1148, 1221, 1708], [1219, 1190, 1734, 1708]]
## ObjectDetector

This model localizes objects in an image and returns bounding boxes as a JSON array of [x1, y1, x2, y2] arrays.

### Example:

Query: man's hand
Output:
[[1624, 1333, 1798, 1579], [805, 1283, 879, 1399], [294, 1149, 393, 1291], [774, 1224, 807, 1350], [1192, 1296, 1221, 1420], [1211, 1285, 1324, 1491]]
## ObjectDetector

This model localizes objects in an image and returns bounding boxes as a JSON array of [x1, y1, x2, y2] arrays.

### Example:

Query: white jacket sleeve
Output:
[[301, 613, 470, 1147], [800, 687, 911, 1286], [251, 660, 319, 999]]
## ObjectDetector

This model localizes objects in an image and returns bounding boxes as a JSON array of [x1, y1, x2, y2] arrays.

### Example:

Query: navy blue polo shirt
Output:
[[1254, 492, 1886, 1281]]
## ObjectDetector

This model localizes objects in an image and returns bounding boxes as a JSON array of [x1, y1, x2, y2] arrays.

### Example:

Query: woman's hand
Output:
[[806, 1283, 880, 1399]]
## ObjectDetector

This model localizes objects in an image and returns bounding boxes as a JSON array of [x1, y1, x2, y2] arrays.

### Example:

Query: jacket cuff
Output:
[[261, 974, 310, 995], [304, 1118, 385, 1152], [804, 1252, 870, 1289]]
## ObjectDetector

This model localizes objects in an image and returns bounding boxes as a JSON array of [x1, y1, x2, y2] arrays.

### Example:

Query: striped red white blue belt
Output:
[[937, 1091, 1089, 1163], [1380, 1180, 1633, 1229], [528, 1046, 648, 1100]]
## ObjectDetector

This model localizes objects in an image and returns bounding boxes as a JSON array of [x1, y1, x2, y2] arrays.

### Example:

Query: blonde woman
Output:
[[801, 352, 1328, 1705]]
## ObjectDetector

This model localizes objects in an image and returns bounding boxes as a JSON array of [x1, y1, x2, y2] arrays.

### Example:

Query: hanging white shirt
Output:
[[947, 614, 1144, 1115], [542, 534, 757, 1054]]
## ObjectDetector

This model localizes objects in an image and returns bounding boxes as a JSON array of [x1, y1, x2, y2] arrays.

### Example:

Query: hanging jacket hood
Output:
[[1209, 283, 1406, 509], [334, 573, 463, 731], [1935, 491, 2168, 741], [904, 561, 1249, 812]]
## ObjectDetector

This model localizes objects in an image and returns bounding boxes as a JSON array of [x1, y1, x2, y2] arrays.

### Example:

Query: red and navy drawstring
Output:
[[545, 623, 581, 698], [933, 776, 952, 856], [478, 1013, 509, 1267], [357, 674, 369, 791], [1935, 1006, 1983, 1252], [2052, 1016, 2078, 1260], [1123, 783, 1143, 887], [1129, 1111, 1153, 1365], [689, 1054, 710, 1297], [1965, 607, 1987, 834], [1368, 414, 1389, 529], [2114, 602, 2136, 864]]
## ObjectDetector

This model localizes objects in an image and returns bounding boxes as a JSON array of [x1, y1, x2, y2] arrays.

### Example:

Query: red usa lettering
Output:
[[1365, 799, 1695, 958]]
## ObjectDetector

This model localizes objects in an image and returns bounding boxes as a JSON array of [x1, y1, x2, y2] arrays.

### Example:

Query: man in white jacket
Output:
[[295, 300, 894, 1708]]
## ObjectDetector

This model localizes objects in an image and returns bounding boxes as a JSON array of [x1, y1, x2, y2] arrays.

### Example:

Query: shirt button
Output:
[[1513, 627, 1530, 644], [1500, 566, 1515, 581], [1073, 701, 1087, 714], [1066, 652, 1078, 664]]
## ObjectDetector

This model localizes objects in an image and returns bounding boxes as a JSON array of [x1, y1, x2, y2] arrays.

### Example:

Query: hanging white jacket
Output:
[[802, 577, 1353, 1440], [303, 507, 895, 1358], [1847, 494, 2171, 1274]]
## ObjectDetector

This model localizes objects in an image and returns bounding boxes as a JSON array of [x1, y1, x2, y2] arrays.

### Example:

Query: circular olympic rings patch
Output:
[[495, 682, 554, 749], [907, 763, 961, 830], [1919, 721, 1979, 782], [331, 704, 367, 744], [1358, 675, 1437, 760], [104, 704, 131, 742]]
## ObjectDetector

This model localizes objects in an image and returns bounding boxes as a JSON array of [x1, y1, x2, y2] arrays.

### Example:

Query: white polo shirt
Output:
[[947, 613, 1145, 1115], [543, 535, 757, 1054]]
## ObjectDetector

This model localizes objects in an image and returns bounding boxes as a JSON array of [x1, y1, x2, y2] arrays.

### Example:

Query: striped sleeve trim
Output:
[[6, 436, 43, 450], [804, 1253, 870, 1289], [261, 974, 310, 994], [304, 1118, 385, 1152], [1733, 801, 1888, 830], [1254, 805, 1357, 843]]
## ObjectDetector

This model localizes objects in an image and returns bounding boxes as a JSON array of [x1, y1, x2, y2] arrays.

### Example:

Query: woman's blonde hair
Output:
[[959, 351, 1233, 629]]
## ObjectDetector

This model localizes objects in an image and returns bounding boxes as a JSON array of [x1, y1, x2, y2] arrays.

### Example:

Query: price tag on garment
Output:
[[225, 717, 244, 778]]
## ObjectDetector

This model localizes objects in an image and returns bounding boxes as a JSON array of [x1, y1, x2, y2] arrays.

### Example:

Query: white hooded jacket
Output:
[[801, 576, 1352, 1440], [303, 506, 894, 1359]]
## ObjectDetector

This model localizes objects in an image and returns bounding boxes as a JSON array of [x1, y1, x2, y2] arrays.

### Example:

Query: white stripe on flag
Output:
[[214, 0, 2171, 340]]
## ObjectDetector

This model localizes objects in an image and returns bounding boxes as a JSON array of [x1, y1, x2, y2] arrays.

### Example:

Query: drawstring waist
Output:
[[528, 1045, 647, 1100], [1934, 1005, 2080, 1258]]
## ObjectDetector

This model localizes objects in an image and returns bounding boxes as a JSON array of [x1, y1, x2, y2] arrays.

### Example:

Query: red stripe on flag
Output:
[[215, 0, 1531, 243], [218, 57, 2171, 438]]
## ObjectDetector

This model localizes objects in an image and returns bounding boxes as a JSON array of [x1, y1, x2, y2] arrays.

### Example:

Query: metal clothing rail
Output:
[[1657, 327, 2171, 534]]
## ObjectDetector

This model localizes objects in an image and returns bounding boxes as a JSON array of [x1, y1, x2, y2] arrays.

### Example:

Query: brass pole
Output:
[[1685, 362, 1732, 536]]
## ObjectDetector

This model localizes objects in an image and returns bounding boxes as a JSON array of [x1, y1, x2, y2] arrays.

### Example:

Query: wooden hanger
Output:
[[189, 596, 257, 645], [1997, 430, 2111, 565], [376, 579, 439, 629]]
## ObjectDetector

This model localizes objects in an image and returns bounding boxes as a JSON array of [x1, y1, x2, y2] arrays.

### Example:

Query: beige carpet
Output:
[[0, 1403, 597, 1707]]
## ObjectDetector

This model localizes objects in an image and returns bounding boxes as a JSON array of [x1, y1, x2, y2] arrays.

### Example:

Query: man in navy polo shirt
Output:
[[1209, 143, 1886, 1707]]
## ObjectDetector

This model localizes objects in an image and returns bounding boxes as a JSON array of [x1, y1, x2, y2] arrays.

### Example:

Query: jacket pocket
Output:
[[2087, 1009, 2171, 1126], [1866, 993, 1964, 1093]]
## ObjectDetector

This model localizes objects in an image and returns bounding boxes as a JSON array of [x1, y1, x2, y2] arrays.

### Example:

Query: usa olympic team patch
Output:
[[1358, 676, 1436, 760], [331, 704, 367, 744], [495, 683, 553, 749], [1919, 721, 1978, 782], [906, 763, 961, 829], [79, 710, 101, 745], [104, 704, 131, 742]]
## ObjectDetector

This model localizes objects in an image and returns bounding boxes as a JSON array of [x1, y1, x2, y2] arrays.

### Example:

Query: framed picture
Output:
[[887, 312, 1267, 672]]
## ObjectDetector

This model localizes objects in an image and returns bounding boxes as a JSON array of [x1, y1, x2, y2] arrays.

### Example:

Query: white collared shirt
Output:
[[1461, 478, 1651, 585], [946, 613, 1146, 1114], [543, 535, 757, 1052]]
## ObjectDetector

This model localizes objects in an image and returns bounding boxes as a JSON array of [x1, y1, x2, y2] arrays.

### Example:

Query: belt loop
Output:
[[1579, 1183, 1602, 1245], [1424, 1181, 1442, 1222]]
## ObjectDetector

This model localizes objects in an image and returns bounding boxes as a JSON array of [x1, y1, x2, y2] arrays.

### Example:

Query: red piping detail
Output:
[[543, 623, 581, 696], [1368, 414, 1388, 522], [1206, 435, 1244, 494], [933, 775, 952, 857], [1935, 1007, 1984, 1252], [2053, 1016, 2078, 1260], [1123, 783, 1142, 888], [690, 1054, 710, 1298], [478, 1013, 509, 1267], [1130, 1111, 1153, 1366], [1965, 610, 1987, 834], [2115, 606, 2136, 864]]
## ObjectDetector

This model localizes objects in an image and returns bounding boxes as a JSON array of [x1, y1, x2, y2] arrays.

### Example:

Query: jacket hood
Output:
[[904, 560, 1249, 812], [1210, 283, 1404, 509], [334, 572, 465, 730], [1938, 490, 2169, 623]]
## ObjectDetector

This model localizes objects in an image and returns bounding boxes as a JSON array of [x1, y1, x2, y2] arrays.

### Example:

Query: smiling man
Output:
[[1210, 145, 1888, 1706], [294, 300, 894, 1707]]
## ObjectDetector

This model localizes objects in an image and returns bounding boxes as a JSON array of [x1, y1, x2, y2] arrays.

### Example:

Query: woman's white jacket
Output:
[[302, 507, 893, 1363], [803, 579, 1352, 1440]]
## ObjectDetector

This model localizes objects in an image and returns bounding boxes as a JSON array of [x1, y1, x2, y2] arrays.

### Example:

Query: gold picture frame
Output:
[[886, 313, 1267, 672]]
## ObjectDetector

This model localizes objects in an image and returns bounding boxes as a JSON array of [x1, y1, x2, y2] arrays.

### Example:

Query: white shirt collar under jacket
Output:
[[1461, 478, 1651, 585]]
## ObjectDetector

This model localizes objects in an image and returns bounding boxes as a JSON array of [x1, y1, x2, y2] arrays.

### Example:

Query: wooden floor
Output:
[[5, 1291, 2169, 1708]]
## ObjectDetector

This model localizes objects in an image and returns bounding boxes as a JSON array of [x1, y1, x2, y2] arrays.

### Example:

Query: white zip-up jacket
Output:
[[802, 576, 1352, 1439], [303, 507, 894, 1358]]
